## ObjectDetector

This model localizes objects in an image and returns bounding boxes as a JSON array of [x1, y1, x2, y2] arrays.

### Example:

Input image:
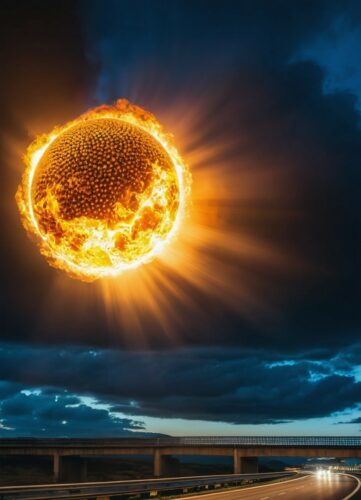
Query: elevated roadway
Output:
[[1, 437, 360, 481]]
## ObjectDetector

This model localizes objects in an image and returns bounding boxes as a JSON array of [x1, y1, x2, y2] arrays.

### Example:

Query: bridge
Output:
[[1, 437, 360, 482]]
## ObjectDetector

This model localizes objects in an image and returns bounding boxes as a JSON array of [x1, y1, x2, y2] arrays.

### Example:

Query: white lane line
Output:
[[179, 474, 310, 499], [341, 474, 361, 500]]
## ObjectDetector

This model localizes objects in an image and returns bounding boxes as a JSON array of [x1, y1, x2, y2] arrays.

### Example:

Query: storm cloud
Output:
[[0, 381, 145, 437], [0, 343, 360, 434]]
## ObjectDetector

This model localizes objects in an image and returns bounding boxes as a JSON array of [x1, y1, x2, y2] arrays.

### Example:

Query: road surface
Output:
[[179, 473, 361, 500]]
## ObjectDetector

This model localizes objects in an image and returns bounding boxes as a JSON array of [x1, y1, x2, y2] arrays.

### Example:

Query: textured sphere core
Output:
[[33, 119, 174, 222], [29, 117, 180, 275]]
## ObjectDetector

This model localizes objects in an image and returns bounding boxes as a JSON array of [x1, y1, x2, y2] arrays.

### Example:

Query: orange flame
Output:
[[16, 100, 191, 281]]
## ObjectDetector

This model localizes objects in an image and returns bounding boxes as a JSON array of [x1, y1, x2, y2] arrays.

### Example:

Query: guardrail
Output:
[[0, 436, 361, 448], [0, 472, 294, 499]]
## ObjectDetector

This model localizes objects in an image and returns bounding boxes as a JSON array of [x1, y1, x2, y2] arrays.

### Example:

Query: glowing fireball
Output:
[[16, 100, 190, 281]]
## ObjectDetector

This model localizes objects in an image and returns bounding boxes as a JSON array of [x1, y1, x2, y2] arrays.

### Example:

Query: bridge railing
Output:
[[0, 436, 360, 448], [152, 436, 361, 448]]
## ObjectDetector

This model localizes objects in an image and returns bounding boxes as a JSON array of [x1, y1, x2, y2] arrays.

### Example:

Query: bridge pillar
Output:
[[153, 449, 173, 477], [154, 448, 162, 477], [53, 453, 60, 482], [233, 452, 258, 474], [233, 448, 240, 474], [53, 455, 87, 482]]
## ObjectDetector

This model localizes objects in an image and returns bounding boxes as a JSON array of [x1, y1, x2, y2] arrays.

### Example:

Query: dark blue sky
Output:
[[1, 0, 361, 437]]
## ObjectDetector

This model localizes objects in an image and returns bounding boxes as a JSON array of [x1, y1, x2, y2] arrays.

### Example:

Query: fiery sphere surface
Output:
[[16, 100, 189, 281]]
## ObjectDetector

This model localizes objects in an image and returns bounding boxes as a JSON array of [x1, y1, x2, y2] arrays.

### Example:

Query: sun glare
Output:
[[16, 100, 190, 281]]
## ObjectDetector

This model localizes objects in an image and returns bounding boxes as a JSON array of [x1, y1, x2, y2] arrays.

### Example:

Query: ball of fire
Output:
[[16, 100, 190, 281]]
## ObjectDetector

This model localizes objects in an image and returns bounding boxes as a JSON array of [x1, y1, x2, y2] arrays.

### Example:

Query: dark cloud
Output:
[[81, 0, 346, 102], [0, 382, 145, 437], [0, 381, 22, 400], [0, 343, 360, 429]]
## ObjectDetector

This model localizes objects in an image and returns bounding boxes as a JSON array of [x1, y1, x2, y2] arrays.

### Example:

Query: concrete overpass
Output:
[[1, 437, 360, 482]]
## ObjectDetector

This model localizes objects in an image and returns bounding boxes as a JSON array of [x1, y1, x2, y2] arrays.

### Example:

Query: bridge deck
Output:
[[0, 436, 360, 448]]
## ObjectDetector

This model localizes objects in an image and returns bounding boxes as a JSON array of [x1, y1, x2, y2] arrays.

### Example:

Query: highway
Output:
[[0, 472, 293, 499], [0, 472, 359, 499], [180, 473, 361, 500]]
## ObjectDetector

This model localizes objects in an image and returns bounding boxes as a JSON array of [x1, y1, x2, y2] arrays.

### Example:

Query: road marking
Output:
[[341, 474, 361, 500], [259, 497, 269, 499], [278, 493, 285, 496], [180, 475, 309, 499]]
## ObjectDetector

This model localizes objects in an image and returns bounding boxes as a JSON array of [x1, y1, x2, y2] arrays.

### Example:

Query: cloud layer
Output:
[[0, 343, 360, 435]]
